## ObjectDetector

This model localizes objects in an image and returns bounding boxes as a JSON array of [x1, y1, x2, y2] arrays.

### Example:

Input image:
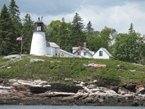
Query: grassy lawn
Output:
[[0, 55, 145, 85]]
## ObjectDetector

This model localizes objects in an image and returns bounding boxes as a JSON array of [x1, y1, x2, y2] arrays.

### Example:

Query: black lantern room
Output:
[[34, 17, 44, 32]]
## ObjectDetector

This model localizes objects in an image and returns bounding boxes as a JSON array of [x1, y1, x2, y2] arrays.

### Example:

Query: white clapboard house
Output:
[[93, 47, 112, 59], [72, 42, 95, 58]]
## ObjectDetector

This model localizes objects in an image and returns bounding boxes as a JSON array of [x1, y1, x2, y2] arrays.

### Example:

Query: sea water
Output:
[[0, 106, 144, 109]]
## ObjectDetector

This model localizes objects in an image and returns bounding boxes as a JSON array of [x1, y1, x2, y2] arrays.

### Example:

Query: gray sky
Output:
[[1, 0, 145, 35]]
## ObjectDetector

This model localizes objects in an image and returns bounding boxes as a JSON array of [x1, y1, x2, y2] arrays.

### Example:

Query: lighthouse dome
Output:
[[34, 17, 44, 32]]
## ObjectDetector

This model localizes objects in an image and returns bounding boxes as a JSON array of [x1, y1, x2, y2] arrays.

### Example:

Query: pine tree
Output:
[[9, 0, 21, 22], [0, 4, 14, 55], [9, 0, 22, 54], [58, 17, 71, 52], [70, 13, 86, 47], [86, 21, 94, 37], [129, 23, 133, 33], [22, 14, 34, 54]]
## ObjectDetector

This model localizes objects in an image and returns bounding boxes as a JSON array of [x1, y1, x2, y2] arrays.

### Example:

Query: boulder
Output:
[[73, 92, 84, 99], [0, 85, 13, 92], [9, 79, 18, 84], [136, 87, 145, 94], [125, 83, 136, 92], [3, 55, 21, 59], [30, 59, 44, 63], [65, 78, 72, 82], [50, 83, 83, 93], [29, 85, 51, 93], [88, 63, 106, 68], [118, 87, 135, 95]]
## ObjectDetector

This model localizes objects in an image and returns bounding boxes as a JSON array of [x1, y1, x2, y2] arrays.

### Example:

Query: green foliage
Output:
[[0, 4, 14, 55], [70, 13, 86, 47], [113, 32, 145, 62], [0, 55, 145, 85], [9, 0, 22, 54], [86, 21, 94, 37], [58, 18, 72, 52], [22, 14, 34, 54]]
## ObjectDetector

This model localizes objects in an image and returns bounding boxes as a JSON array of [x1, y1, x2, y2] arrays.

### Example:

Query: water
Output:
[[0, 106, 144, 109]]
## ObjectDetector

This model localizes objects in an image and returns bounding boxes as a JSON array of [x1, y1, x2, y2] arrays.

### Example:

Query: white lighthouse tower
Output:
[[30, 17, 47, 56]]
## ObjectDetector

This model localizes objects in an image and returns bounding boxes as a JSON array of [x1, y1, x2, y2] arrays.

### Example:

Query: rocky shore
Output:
[[0, 78, 145, 106]]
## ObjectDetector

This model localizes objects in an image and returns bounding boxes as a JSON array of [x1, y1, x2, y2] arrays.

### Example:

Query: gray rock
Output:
[[30, 59, 44, 63], [65, 78, 72, 82], [9, 79, 18, 84], [3, 54, 21, 59]]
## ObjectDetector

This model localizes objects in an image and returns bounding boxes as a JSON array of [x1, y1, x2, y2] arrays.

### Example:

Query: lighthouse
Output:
[[30, 17, 47, 56]]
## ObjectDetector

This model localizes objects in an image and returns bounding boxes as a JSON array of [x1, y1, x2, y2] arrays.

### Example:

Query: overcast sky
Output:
[[1, 0, 145, 35]]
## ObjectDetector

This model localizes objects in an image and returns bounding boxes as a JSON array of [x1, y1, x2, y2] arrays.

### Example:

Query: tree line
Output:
[[0, 0, 145, 63]]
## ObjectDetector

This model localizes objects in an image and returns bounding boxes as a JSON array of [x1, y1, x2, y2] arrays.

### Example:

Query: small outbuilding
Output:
[[93, 47, 112, 59]]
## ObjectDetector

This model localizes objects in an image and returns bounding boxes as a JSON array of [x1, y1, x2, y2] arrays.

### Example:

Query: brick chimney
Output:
[[79, 46, 81, 55], [84, 42, 87, 48]]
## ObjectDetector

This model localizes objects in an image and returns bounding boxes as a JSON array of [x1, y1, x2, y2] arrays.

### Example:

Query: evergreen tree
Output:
[[86, 21, 94, 37], [70, 13, 86, 47], [0, 4, 14, 55], [58, 17, 71, 52], [9, 0, 21, 22], [129, 23, 133, 33], [9, 0, 22, 54], [22, 14, 34, 54], [46, 20, 61, 43]]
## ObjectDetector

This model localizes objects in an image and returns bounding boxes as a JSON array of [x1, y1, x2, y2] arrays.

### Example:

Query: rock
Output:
[[88, 84, 96, 89], [136, 82, 145, 94], [132, 63, 143, 66], [48, 92, 75, 97], [0, 90, 9, 94], [33, 80, 48, 85], [65, 78, 72, 82], [131, 101, 139, 106], [73, 92, 84, 99], [3, 54, 21, 59], [73, 80, 80, 84], [9, 79, 18, 84], [7, 66, 11, 69], [129, 70, 136, 72], [126, 83, 136, 92], [0, 85, 13, 91], [110, 86, 119, 93], [91, 88, 104, 93], [83, 87, 92, 93], [136, 87, 145, 94], [14, 85, 28, 91], [93, 80, 98, 84], [50, 83, 83, 93], [118, 87, 134, 95], [30, 59, 44, 63], [29, 85, 51, 93], [88, 63, 106, 68], [80, 82, 86, 86]]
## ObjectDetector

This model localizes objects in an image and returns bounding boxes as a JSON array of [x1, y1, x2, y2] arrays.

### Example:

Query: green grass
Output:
[[0, 55, 145, 86]]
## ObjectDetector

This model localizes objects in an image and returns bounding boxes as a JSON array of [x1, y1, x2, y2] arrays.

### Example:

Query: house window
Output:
[[99, 51, 103, 56], [84, 52, 86, 56]]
